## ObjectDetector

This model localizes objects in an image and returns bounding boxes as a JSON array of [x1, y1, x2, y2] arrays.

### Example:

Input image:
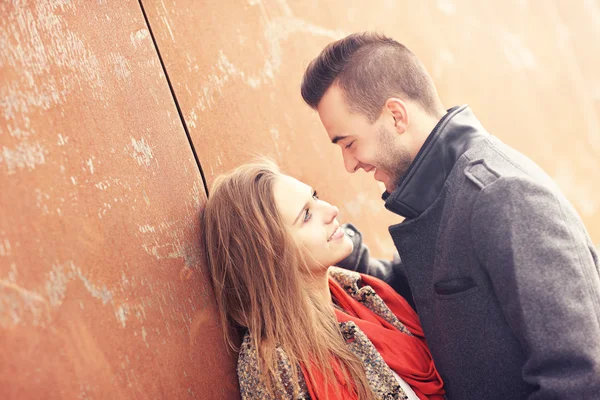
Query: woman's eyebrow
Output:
[[292, 187, 314, 225]]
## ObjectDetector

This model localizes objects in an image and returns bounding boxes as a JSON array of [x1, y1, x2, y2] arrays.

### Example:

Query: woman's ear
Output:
[[384, 98, 408, 134]]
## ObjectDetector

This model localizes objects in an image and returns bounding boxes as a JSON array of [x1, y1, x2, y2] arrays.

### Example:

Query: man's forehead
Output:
[[317, 86, 361, 142], [317, 86, 347, 120]]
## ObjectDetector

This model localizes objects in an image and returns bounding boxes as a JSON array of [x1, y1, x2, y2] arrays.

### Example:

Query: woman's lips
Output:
[[328, 226, 344, 242]]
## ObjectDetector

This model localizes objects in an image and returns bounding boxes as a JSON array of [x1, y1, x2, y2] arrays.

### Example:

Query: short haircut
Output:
[[301, 32, 441, 122]]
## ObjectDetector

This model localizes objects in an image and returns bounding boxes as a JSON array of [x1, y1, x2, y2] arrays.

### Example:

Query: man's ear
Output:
[[384, 98, 408, 134]]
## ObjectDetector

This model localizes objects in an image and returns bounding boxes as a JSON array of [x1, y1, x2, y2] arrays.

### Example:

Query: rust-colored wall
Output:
[[142, 0, 404, 260], [0, 2, 236, 399], [145, 0, 599, 259], [2, 0, 599, 399]]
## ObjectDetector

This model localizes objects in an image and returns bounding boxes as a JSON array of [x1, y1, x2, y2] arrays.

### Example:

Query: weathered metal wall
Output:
[[0, 2, 236, 399], [144, 0, 600, 259], [142, 0, 405, 261], [1, 0, 599, 399]]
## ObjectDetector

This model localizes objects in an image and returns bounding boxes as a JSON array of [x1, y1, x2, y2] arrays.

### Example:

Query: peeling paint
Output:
[[0, 1, 105, 145], [34, 188, 51, 215], [190, 180, 202, 208], [7, 122, 31, 138], [121, 270, 130, 287], [185, 14, 343, 122], [140, 218, 202, 268], [161, 15, 175, 41], [0, 259, 147, 329], [97, 201, 113, 219], [0, 278, 51, 328], [0, 141, 47, 174], [130, 28, 150, 48], [115, 304, 129, 328], [108, 52, 132, 82], [0, 237, 12, 257], [46, 261, 113, 307], [127, 137, 154, 167], [86, 157, 95, 174], [141, 326, 149, 348], [139, 224, 156, 233], [57, 133, 69, 145], [95, 181, 109, 190]]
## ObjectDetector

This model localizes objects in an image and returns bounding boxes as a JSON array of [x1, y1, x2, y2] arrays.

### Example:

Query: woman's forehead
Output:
[[273, 175, 311, 223]]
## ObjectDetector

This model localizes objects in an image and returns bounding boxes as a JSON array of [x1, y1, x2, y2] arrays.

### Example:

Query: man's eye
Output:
[[312, 190, 319, 200]]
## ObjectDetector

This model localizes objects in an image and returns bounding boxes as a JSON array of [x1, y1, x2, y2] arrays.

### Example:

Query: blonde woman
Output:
[[202, 161, 444, 400]]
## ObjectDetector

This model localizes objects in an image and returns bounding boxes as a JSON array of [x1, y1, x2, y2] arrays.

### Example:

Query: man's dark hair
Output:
[[301, 32, 441, 122]]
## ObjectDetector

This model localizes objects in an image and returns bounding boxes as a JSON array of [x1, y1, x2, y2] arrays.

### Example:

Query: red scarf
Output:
[[301, 273, 445, 399]]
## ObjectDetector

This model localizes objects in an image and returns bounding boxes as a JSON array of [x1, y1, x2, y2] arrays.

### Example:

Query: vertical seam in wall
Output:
[[137, 0, 210, 197]]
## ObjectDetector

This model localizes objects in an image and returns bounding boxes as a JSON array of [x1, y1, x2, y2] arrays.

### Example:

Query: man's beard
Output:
[[376, 124, 413, 192]]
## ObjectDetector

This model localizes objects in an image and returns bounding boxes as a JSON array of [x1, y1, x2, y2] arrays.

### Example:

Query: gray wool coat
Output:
[[340, 105, 600, 400]]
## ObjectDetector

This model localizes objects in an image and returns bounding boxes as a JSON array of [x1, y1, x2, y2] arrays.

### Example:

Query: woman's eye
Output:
[[303, 208, 312, 222], [312, 190, 319, 200], [345, 141, 354, 149]]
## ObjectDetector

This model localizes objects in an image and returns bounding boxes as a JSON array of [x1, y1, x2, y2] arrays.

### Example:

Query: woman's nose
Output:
[[325, 204, 339, 223]]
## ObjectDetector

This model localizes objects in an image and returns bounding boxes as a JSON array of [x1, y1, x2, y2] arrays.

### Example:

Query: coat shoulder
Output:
[[460, 136, 555, 192]]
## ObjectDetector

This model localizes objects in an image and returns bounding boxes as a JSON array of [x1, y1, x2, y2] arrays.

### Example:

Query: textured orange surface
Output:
[[0, 2, 236, 399], [146, 0, 600, 257], [1, 1, 599, 399]]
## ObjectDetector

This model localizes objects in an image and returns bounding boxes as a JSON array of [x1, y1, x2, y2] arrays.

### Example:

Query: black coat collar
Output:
[[384, 105, 489, 219]]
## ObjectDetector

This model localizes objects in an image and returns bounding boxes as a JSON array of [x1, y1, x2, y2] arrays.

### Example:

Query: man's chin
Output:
[[374, 180, 386, 193], [374, 171, 398, 193], [382, 179, 395, 193], [375, 179, 393, 193], [383, 180, 399, 193]]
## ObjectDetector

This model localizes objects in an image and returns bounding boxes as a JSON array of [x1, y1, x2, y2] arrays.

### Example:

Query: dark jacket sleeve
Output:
[[471, 176, 600, 399], [337, 223, 416, 310]]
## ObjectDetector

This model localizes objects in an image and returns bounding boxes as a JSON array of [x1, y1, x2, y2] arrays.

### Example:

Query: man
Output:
[[301, 32, 600, 400]]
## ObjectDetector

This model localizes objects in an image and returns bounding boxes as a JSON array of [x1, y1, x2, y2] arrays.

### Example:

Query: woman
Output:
[[203, 160, 444, 400]]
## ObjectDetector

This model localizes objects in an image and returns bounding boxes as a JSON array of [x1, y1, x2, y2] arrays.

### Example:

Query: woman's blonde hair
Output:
[[202, 159, 375, 399]]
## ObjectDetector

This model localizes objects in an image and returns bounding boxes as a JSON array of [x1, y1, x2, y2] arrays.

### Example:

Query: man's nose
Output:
[[343, 152, 359, 174]]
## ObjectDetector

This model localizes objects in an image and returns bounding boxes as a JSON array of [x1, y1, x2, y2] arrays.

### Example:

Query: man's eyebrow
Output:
[[292, 187, 313, 225], [331, 135, 348, 144]]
